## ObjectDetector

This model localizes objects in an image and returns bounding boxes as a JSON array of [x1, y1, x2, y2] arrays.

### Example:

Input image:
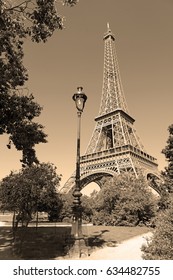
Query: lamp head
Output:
[[72, 87, 87, 112]]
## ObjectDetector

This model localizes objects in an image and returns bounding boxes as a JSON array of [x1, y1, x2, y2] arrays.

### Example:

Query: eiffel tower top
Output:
[[98, 24, 130, 119], [103, 22, 115, 40]]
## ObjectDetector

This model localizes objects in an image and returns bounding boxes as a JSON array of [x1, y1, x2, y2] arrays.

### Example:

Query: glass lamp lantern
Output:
[[72, 87, 87, 112]]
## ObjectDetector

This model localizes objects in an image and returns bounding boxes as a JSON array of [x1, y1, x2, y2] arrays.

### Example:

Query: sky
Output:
[[1, 0, 173, 190]]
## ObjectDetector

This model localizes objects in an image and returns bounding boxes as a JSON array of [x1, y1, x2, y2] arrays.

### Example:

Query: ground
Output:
[[0, 214, 151, 260], [83, 232, 152, 260]]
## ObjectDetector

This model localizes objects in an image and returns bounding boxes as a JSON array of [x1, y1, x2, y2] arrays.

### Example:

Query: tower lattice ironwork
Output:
[[61, 24, 160, 193]]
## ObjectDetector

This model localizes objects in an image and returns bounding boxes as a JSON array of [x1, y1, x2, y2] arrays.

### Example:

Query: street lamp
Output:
[[71, 86, 87, 257]]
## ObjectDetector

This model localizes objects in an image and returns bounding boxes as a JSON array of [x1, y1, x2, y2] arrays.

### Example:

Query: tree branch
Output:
[[4, 0, 35, 13]]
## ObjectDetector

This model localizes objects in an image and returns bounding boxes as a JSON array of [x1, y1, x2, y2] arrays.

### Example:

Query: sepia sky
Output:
[[1, 0, 173, 189]]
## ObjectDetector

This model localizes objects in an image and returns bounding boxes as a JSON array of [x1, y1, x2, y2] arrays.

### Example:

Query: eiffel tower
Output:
[[61, 24, 160, 194]]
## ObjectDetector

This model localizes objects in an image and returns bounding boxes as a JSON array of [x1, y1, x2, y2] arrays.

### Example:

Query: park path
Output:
[[83, 232, 152, 260]]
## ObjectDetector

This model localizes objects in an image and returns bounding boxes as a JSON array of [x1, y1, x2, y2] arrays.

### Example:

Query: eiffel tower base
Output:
[[68, 236, 89, 259]]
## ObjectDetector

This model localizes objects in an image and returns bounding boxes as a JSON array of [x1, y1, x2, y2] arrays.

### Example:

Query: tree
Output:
[[91, 174, 157, 226], [0, 0, 78, 166], [162, 124, 173, 192], [58, 192, 73, 222], [0, 162, 62, 229], [58, 191, 95, 223], [81, 194, 94, 223], [1, 92, 48, 166], [141, 125, 173, 259], [142, 194, 173, 259]]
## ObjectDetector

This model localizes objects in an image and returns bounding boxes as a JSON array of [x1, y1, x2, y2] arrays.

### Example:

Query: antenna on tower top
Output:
[[104, 22, 114, 40]]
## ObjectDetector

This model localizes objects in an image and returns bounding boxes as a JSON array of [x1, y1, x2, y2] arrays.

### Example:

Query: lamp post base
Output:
[[69, 236, 89, 259], [69, 215, 89, 258]]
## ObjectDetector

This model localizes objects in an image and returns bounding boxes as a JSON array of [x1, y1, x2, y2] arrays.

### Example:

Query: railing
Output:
[[81, 145, 157, 163]]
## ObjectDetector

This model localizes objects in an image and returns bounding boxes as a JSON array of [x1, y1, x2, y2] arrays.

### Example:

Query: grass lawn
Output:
[[0, 217, 151, 260], [85, 225, 150, 244]]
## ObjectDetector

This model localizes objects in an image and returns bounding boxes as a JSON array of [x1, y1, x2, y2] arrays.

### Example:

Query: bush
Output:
[[142, 195, 173, 259], [91, 174, 158, 226], [92, 211, 113, 226]]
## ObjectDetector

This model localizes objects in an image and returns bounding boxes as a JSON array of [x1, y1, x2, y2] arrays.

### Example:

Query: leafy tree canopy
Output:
[[58, 174, 157, 226], [142, 125, 173, 259], [142, 194, 173, 260], [58, 192, 73, 222], [162, 124, 173, 192], [91, 174, 157, 226], [0, 162, 62, 227], [0, 0, 78, 166]]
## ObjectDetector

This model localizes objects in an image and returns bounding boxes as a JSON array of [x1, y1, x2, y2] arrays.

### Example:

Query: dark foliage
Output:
[[142, 195, 173, 259], [91, 174, 157, 226], [0, 163, 62, 228], [142, 124, 173, 259], [161, 124, 173, 193], [0, 0, 78, 166]]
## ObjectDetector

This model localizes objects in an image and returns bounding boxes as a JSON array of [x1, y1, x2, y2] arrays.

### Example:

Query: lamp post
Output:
[[71, 86, 87, 256]]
